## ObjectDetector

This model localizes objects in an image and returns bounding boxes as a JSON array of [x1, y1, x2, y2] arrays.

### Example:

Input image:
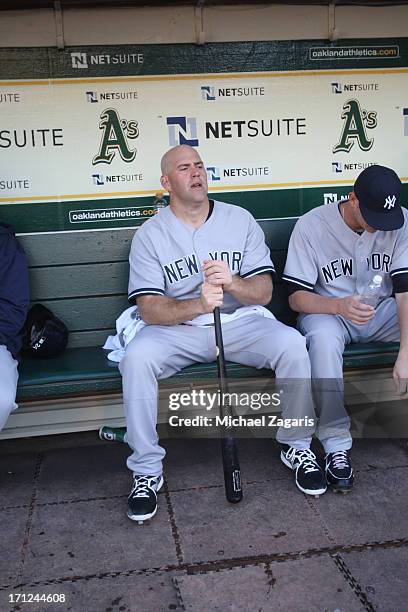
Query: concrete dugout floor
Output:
[[1, 434, 407, 611]]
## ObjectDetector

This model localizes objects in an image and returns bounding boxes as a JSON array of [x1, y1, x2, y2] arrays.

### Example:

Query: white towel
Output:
[[183, 305, 275, 326], [103, 304, 275, 363], [103, 306, 146, 362]]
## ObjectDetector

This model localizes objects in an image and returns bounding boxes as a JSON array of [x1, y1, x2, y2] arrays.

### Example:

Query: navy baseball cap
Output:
[[23, 304, 69, 358], [354, 165, 403, 231]]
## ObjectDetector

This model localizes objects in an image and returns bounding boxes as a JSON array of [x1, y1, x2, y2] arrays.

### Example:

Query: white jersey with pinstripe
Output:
[[128, 200, 275, 312], [283, 202, 408, 299]]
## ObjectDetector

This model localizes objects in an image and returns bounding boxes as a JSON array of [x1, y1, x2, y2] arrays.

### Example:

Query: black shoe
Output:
[[280, 446, 327, 496], [127, 474, 164, 523], [325, 450, 354, 493]]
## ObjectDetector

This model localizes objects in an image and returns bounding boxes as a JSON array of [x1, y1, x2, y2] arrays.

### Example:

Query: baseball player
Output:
[[283, 164, 407, 492], [121, 145, 322, 524], [0, 223, 29, 432]]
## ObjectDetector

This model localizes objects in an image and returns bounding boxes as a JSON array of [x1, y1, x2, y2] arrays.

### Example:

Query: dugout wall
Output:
[[0, 2, 407, 235]]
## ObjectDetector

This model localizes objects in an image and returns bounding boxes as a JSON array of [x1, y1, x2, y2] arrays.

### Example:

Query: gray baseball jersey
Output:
[[128, 200, 275, 313], [282, 202, 408, 299]]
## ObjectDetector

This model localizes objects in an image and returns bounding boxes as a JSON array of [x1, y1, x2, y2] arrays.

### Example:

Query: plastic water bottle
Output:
[[153, 192, 167, 214], [360, 274, 383, 308]]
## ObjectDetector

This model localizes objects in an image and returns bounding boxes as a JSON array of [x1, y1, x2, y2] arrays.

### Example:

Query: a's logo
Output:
[[384, 195, 396, 210], [332, 82, 342, 94], [71, 52, 88, 69], [92, 173, 104, 185], [332, 162, 343, 173], [93, 109, 139, 165], [404, 108, 408, 136], [167, 116, 199, 147], [206, 166, 221, 181], [333, 99, 377, 154], [201, 86, 216, 101], [86, 91, 98, 103]]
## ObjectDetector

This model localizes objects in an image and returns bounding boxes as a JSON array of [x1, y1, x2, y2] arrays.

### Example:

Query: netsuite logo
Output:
[[201, 85, 265, 101], [167, 117, 199, 146], [206, 166, 221, 181], [86, 91, 98, 103], [207, 165, 270, 180], [92, 173, 104, 185], [324, 193, 348, 205], [331, 82, 379, 94], [332, 161, 376, 173], [71, 52, 88, 69], [86, 91, 138, 103], [0, 93, 21, 103], [71, 51, 143, 69], [404, 108, 408, 136], [201, 86, 216, 101], [92, 172, 143, 185]]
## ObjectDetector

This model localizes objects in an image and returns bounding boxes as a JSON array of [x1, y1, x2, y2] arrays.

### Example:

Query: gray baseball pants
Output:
[[120, 315, 315, 476], [298, 297, 400, 453], [0, 345, 19, 432]]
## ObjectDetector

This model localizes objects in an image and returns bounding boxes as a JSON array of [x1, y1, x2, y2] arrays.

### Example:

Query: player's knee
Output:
[[121, 339, 162, 374], [306, 326, 344, 353], [276, 328, 311, 368], [280, 327, 308, 355], [0, 397, 16, 429]]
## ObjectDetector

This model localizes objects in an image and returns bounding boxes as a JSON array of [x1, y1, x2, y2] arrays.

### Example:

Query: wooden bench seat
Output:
[[1, 216, 398, 439], [17, 342, 400, 402]]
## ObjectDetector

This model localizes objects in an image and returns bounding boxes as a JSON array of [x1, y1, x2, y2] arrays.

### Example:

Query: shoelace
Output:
[[287, 447, 320, 474], [130, 475, 157, 498], [329, 450, 349, 470]]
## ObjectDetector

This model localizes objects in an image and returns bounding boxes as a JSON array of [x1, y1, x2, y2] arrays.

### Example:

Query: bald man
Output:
[[120, 145, 320, 524]]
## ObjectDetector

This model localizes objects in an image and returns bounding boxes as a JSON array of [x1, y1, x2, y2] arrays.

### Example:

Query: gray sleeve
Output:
[[390, 221, 408, 293], [282, 219, 318, 291], [239, 214, 275, 279], [128, 228, 165, 304]]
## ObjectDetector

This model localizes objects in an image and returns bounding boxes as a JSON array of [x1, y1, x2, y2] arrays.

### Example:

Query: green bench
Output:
[[2, 218, 399, 439]]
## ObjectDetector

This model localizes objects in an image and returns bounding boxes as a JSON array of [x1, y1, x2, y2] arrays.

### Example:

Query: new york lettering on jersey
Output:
[[283, 201, 408, 299], [128, 201, 275, 313], [164, 251, 243, 284]]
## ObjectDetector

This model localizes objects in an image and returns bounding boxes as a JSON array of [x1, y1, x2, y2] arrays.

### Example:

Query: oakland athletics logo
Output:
[[93, 108, 139, 165], [333, 99, 377, 154]]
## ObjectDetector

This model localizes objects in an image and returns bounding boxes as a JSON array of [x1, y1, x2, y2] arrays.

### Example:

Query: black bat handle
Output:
[[213, 307, 243, 503]]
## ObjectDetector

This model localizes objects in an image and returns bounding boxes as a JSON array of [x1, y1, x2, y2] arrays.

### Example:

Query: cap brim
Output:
[[359, 201, 404, 231]]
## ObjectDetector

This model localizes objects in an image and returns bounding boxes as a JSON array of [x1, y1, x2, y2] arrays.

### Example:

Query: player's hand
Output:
[[202, 260, 233, 290], [335, 296, 375, 324], [393, 351, 408, 395], [199, 281, 223, 313]]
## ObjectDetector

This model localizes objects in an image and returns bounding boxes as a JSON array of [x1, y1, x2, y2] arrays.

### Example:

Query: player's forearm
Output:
[[137, 295, 205, 325], [227, 274, 272, 306], [396, 292, 408, 355], [289, 290, 341, 315]]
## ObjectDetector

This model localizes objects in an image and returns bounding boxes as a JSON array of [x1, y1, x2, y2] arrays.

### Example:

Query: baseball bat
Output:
[[213, 306, 243, 503]]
